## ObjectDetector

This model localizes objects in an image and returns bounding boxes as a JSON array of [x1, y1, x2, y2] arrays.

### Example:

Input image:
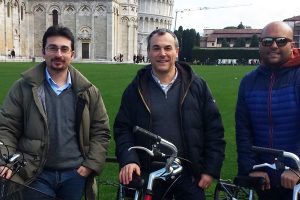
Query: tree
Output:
[[237, 22, 245, 29], [174, 26, 199, 62], [221, 39, 230, 47], [250, 34, 259, 47], [234, 38, 246, 47], [195, 33, 200, 47]]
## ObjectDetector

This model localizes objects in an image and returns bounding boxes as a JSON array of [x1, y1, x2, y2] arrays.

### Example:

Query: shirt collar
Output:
[[45, 67, 72, 94]]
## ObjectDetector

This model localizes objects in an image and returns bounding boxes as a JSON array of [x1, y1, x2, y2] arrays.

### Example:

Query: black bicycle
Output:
[[0, 141, 59, 200], [214, 146, 300, 200]]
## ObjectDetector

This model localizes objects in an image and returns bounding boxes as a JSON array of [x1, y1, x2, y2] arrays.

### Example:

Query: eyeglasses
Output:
[[260, 37, 292, 47], [45, 45, 72, 54]]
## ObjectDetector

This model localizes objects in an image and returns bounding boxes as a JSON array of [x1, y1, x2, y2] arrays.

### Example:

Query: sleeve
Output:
[[82, 86, 111, 175], [235, 77, 257, 175], [0, 81, 23, 153], [201, 80, 226, 179], [113, 85, 141, 168]]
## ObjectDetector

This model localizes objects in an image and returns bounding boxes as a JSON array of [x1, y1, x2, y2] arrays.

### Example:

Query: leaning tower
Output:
[[137, 0, 174, 57]]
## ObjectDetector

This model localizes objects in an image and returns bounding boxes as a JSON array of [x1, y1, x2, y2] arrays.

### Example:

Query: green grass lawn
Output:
[[0, 62, 255, 199]]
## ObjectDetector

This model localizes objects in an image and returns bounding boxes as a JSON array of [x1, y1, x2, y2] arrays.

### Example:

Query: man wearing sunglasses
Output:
[[236, 21, 300, 200]]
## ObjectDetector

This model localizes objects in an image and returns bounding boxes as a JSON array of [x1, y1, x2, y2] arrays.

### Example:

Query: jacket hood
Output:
[[282, 48, 300, 68], [21, 61, 92, 93]]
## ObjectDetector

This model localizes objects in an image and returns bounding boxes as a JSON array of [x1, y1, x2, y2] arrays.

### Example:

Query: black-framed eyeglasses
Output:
[[260, 37, 292, 47], [45, 45, 72, 54]]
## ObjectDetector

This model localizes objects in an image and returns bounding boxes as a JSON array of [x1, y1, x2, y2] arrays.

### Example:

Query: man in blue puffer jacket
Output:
[[236, 21, 300, 200]]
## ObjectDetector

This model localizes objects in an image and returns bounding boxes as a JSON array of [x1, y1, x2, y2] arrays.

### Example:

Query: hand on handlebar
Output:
[[249, 171, 270, 190], [119, 163, 141, 185], [0, 166, 13, 179], [281, 170, 300, 189]]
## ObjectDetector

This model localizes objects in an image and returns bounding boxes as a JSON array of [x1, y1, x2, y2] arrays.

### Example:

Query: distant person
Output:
[[236, 21, 300, 200], [11, 49, 15, 58], [114, 28, 225, 199], [0, 25, 110, 200], [8, 50, 11, 58]]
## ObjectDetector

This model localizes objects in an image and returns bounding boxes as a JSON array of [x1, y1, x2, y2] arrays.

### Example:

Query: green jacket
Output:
[[0, 62, 110, 199]]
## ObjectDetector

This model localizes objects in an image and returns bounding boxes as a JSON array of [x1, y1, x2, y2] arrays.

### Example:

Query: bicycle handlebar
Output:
[[133, 126, 178, 158], [133, 126, 179, 171], [252, 146, 300, 170], [133, 126, 161, 142]]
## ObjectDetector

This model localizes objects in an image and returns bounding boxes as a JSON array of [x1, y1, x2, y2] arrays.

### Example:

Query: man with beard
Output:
[[236, 21, 300, 200], [0, 25, 110, 200]]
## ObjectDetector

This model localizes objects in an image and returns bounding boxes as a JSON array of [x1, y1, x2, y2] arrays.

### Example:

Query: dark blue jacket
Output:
[[236, 50, 300, 185], [114, 62, 225, 179]]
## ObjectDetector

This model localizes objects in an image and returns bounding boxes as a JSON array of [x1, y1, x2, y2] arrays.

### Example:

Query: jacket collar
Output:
[[21, 61, 92, 93]]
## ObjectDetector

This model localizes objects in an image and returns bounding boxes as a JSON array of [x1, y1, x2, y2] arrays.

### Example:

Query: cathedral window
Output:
[[53, 10, 58, 25], [21, 6, 24, 20], [7, 2, 11, 17]]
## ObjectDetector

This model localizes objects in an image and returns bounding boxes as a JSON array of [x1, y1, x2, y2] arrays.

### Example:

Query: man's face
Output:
[[259, 26, 294, 66], [147, 33, 179, 74], [43, 36, 74, 72]]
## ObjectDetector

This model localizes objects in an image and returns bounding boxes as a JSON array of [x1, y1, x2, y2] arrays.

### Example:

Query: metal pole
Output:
[[174, 11, 178, 31]]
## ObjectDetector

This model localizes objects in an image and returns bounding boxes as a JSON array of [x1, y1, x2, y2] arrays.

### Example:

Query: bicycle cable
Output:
[[160, 174, 182, 200]]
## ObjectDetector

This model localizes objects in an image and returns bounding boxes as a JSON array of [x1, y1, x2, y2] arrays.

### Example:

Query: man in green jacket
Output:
[[0, 25, 110, 200]]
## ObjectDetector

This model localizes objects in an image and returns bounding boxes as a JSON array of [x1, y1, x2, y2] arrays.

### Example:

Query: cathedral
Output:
[[0, 0, 174, 61]]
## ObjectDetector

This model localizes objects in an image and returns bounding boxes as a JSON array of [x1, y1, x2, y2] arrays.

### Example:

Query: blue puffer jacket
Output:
[[236, 49, 300, 186]]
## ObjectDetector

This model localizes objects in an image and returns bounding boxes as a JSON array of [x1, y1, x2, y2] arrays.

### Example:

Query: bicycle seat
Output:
[[233, 176, 265, 190]]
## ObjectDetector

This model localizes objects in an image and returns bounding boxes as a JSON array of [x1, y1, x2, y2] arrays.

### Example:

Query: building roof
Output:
[[206, 29, 262, 41], [283, 15, 300, 21]]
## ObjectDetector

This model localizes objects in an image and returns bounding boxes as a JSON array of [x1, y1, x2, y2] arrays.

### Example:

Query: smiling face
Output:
[[147, 32, 179, 75], [43, 36, 74, 73], [259, 21, 294, 67]]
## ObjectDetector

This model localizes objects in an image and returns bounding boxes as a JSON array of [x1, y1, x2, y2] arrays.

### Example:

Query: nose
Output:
[[270, 40, 278, 48], [159, 49, 166, 56]]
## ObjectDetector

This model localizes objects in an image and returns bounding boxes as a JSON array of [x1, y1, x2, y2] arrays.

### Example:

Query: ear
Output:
[[71, 51, 75, 59], [291, 42, 296, 48]]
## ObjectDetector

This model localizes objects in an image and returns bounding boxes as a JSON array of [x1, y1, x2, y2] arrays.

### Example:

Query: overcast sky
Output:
[[172, 0, 300, 34]]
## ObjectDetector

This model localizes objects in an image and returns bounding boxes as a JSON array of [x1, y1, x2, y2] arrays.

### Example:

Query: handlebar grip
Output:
[[133, 126, 161, 141], [252, 146, 284, 156]]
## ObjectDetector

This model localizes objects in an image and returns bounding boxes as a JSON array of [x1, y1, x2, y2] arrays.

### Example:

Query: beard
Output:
[[48, 57, 69, 72]]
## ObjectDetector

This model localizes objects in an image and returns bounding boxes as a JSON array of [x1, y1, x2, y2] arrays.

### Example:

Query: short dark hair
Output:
[[147, 28, 179, 51], [42, 25, 75, 51]]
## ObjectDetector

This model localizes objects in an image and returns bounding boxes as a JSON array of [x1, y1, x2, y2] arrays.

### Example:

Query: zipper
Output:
[[268, 73, 275, 148]]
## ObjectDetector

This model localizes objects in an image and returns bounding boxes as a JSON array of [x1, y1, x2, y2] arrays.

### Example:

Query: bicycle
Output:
[[117, 126, 183, 200], [0, 141, 59, 199], [214, 146, 300, 200]]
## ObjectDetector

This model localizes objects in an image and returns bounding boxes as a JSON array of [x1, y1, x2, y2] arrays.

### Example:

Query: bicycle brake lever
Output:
[[253, 163, 277, 170], [128, 146, 154, 156]]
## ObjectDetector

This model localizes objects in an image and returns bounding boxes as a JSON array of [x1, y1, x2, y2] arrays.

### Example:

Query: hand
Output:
[[198, 174, 213, 189], [281, 170, 300, 189], [0, 166, 13, 179], [249, 171, 270, 190], [77, 166, 93, 177], [119, 163, 140, 185]]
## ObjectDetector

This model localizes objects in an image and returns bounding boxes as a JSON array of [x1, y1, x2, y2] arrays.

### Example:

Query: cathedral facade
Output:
[[0, 0, 174, 61]]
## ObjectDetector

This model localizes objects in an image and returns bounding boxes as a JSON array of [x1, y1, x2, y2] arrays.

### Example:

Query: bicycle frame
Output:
[[120, 126, 183, 200]]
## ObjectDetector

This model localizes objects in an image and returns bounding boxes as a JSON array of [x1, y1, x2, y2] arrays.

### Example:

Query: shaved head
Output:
[[259, 21, 294, 67], [261, 21, 293, 39]]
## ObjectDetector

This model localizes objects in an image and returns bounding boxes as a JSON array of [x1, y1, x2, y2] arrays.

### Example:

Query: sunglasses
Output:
[[260, 37, 292, 47]]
